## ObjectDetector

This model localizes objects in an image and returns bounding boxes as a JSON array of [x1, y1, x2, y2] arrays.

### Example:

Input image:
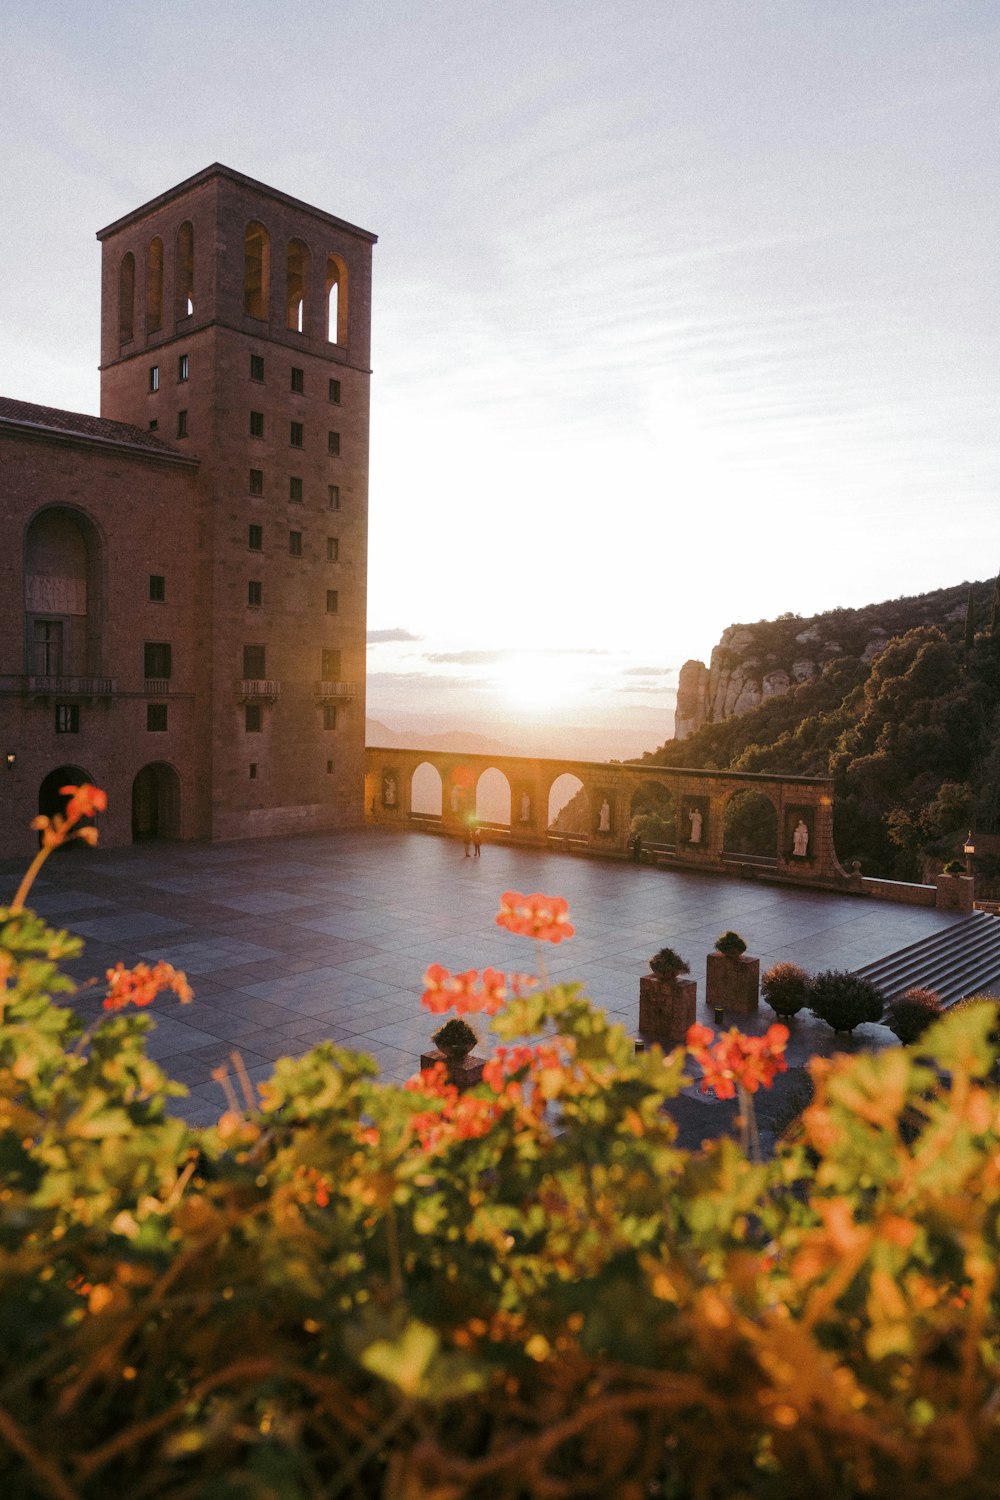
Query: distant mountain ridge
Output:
[[365, 720, 520, 758]]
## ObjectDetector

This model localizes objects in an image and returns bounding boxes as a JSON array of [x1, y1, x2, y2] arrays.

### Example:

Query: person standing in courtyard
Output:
[[472, 824, 482, 857]]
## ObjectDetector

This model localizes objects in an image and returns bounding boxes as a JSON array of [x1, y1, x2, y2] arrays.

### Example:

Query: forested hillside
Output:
[[638, 579, 1000, 882]]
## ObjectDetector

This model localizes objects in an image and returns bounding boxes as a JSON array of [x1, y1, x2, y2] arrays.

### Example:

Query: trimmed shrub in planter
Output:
[[423, 1016, 485, 1087], [640, 948, 695, 1042], [886, 987, 943, 1044], [707, 931, 758, 1014], [761, 961, 809, 1018], [943, 859, 966, 875], [808, 969, 885, 1034]]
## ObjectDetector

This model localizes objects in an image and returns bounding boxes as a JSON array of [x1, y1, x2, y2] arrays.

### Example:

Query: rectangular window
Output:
[[291, 367, 304, 393], [243, 644, 266, 678], [32, 620, 63, 676], [250, 354, 264, 382], [149, 365, 159, 392], [326, 759, 333, 774], [290, 421, 303, 448], [289, 476, 303, 502], [144, 642, 172, 679], [328, 484, 340, 510], [149, 573, 165, 601], [289, 530, 303, 557], [147, 703, 168, 732], [245, 705, 263, 733], [327, 430, 340, 456], [323, 704, 338, 730], [321, 648, 342, 680], [248, 524, 263, 550], [249, 761, 258, 779], [178, 353, 189, 382], [177, 410, 188, 437], [328, 378, 341, 404], [55, 703, 79, 734], [326, 536, 339, 562], [250, 410, 264, 438], [249, 467, 264, 495], [248, 580, 262, 607], [326, 589, 339, 614]]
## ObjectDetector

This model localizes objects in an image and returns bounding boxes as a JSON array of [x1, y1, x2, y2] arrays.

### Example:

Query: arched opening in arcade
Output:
[[476, 768, 511, 829], [24, 506, 103, 681], [411, 762, 443, 819], [629, 780, 677, 850], [131, 763, 181, 841], [38, 766, 96, 849], [723, 789, 779, 861], [548, 774, 587, 835]]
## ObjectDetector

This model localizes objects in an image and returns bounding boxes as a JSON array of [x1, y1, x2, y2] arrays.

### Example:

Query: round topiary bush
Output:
[[649, 946, 690, 980], [432, 1016, 479, 1057], [714, 930, 748, 957], [943, 859, 967, 876], [761, 961, 809, 1017], [807, 970, 885, 1034], [885, 987, 943, 1044]]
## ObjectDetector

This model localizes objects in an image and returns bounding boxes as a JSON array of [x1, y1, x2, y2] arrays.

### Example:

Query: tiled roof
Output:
[[0, 397, 190, 458]]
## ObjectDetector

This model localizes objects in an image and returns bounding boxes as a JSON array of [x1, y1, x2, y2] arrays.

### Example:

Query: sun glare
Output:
[[495, 656, 578, 712]]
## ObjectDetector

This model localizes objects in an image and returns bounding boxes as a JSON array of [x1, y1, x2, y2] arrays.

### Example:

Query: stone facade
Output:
[[0, 166, 375, 859]]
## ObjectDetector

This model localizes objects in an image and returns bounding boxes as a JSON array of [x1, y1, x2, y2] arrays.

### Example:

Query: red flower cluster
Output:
[[686, 1022, 789, 1100], [482, 1041, 564, 1104], [421, 964, 508, 1015], [103, 961, 194, 1012], [404, 1062, 503, 1150], [62, 783, 108, 821], [496, 891, 575, 944], [30, 783, 108, 853]]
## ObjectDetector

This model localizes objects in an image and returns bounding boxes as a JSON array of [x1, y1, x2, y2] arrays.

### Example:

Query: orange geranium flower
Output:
[[686, 1022, 789, 1100], [60, 783, 108, 821], [103, 961, 194, 1012], [421, 964, 509, 1015], [496, 891, 575, 944]]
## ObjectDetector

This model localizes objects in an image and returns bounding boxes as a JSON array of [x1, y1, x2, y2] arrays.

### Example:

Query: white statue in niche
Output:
[[520, 792, 531, 823], [598, 799, 611, 833], [688, 807, 703, 844], [450, 785, 461, 812], [793, 819, 809, 857], [384, 776, 396, 806]]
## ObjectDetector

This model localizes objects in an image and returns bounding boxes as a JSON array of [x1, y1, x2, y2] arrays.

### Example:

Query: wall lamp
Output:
[[5, 753, 14, 770]]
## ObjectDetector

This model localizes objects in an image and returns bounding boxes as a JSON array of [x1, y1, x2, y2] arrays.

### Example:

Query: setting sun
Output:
[[494, 655, 580, 712]]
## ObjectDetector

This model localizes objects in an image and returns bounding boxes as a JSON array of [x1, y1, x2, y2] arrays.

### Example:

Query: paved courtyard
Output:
[[1, 827, 966, 1129]]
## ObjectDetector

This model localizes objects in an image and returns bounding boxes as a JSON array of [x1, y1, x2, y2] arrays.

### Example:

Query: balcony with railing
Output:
[[26, 675, 116, 700], [314, 680, 360, 703], [239, 679, 281, 703]]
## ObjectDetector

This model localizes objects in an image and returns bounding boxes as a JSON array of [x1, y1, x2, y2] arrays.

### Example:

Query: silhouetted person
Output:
[[472, 825, 482, 857]]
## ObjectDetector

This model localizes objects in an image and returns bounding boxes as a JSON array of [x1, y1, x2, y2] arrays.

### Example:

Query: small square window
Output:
[[250, 410, 264, 438], [147, 703, 168, 732], [250, 354, 264, 382], [149, 365, 159, 392], [248, 524, 263, 550], [245, 704, 263, 733], [55, 703, 79, 734], [328, 485, 340, 510], [250, 761, 258, 779], [178, 353, 189, 382], [249, 468, 264, 495], [289, 476, 303, 503], [149, 574, 165, 601], [144, 641, 172, 679], [326, 589, 339, 614], [326, 537, 339, 562], [177, 410, 188, 438], [248, 580, 262, 607], [328, 378, 341, 404], [289, 530, 303, 557], [148, 419, 159, 431], [243, 644, 266, 678], [323, 705, 338, 730], [327, 430, 340, 456], [291, 367, 304, 393], [290, 421, 303, 448]]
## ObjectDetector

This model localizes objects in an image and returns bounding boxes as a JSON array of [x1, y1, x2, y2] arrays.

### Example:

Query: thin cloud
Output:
[[623, 666, 675, 678], [367, 628, 422, 644]]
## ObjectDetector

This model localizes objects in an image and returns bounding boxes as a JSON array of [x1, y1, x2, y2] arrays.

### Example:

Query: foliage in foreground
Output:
[[3, 815, 1000, 1495]]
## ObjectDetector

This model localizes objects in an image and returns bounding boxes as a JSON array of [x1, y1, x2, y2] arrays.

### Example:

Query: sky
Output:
[[2, 1, 998, 759]]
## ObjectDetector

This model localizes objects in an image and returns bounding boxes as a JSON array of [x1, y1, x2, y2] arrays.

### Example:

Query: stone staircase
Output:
[[853, 911, 1000, 1005]]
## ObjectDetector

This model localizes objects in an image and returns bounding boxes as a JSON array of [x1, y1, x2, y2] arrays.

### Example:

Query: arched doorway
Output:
[[629, 780, 677, 848], [723, 790, 779, 860], [411, 761, 443, 818], [38, 765, 96, 847], [132, 763, 181, 841], [476, 767, 511, 828], [24, 506, 103, 682], [548, 774, 587, 833]]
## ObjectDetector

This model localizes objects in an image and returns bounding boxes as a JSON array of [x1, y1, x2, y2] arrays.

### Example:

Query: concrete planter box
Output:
[[935, 874, 975, 912], [639, 974, 697, 1044], [705, 953, 760, 1014], [419, 1048, 486, 1091]]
